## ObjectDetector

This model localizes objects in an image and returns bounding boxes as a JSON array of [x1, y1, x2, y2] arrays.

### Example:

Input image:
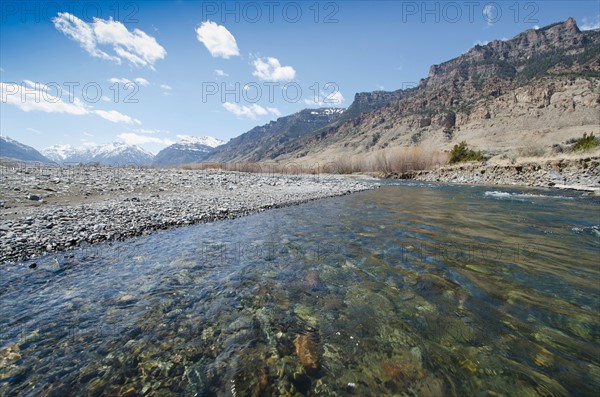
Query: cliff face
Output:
[[271, 18, 600, 162], [417, 17, 596, 107], [342, 91, 406, 118], [206, 19, 599, 164]]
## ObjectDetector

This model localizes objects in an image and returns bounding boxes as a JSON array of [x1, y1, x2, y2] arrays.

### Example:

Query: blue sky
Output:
[[1, 0, 599, 154]]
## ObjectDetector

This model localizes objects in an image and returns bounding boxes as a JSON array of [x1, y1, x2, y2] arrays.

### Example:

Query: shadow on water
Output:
[[1, 182, 599, 396]]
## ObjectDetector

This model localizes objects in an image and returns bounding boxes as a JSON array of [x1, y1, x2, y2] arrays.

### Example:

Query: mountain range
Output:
[[2, 18, 598, 167], [204, 17, 600, 164], [152, 136, 225, 166], [0, 136, 51, 163], [42, 142, 154, 166]]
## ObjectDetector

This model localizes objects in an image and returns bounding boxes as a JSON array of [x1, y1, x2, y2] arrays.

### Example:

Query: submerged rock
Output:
[[294, 333, 320, 372]]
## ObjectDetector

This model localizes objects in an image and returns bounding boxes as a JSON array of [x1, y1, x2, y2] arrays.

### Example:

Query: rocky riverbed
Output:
[[0, 164, 377, 263], [407, 157, 600, 192]]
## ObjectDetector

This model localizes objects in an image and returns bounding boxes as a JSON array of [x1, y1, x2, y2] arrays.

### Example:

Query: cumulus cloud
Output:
[[267, 107, 281, 117], [252, 57, 296, 81], [53, 12, 166, 69], [1, 82, 88, 115], [134, 77, 149, 86], [117, 132, 174, 146], [1, 82, 141, 125], [195, 21, 239, 59], [222, 102, 280, 119], [482, 4, 499, 26], [215, 69, 229, 77], [94, 110, 141, 124], [581, 16, 600, 31]]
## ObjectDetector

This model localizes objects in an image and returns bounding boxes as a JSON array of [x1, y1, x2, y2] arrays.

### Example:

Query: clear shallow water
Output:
[[1, 182, 599, 396]]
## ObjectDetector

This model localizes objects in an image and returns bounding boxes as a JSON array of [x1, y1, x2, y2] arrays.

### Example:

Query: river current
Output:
[[1, 182, 598, 396]]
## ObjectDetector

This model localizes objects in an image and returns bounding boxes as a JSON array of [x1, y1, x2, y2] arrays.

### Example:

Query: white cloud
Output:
[[267, 107, 281, 117], [117, 132, 174, 146], [1, 82, 140, 125], [23, 80, 51, 92], [215, 69, 229, 77], [101, 95, 111, 102], [252, 57, 296, 81], [195, 21, 240, 59], [134, 77, 149, 86], [27, 127, 41, 134], [222, 102, 279, 119], [52, 12, 119, 63], [108, 77, 149, 86], [304, 89, 345, 106], [581, 16, 600, 31], [533, 25, 540, 30], [474, 40, 489, 46], [160, 84, 172, 96], [482, 4, 499, 26], [133, 128, 160, 134], [94, 110, 141, 124], [53, 12, 166, 69], [1, 82, 89, 115]]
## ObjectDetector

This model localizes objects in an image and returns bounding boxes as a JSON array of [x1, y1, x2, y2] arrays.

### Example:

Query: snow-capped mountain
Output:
[[176, 135, 225, 148], [42, 144, 88, 163], [0, 135, 51, 163], [42, 142, 154, 166], [153, 135, 225, 167]]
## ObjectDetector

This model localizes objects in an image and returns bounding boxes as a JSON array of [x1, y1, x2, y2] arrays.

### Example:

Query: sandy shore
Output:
[[0, 164, 378, 263]]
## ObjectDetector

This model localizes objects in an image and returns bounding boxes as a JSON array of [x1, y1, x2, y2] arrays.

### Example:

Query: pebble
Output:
[[0, 167, 377, 263]]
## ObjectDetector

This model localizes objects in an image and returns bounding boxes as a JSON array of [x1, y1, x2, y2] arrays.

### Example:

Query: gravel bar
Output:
[[0, 165, 378, 263]]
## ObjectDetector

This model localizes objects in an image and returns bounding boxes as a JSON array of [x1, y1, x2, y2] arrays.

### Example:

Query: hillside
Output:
[[208, 108, 344, 162], [153, 136, 225, 166], [211, 18, 600, 164], [0, 136, 51, 163]]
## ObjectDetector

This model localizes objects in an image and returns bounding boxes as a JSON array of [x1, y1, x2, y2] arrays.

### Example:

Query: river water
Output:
[[1, 182, 599, 396]]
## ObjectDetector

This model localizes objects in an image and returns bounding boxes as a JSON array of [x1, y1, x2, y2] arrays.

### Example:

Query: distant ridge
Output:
[[208, 107, 345, 162], [42, 142, 154, 166], [0, 135, 51, 163], [153, 135, 225, 167]]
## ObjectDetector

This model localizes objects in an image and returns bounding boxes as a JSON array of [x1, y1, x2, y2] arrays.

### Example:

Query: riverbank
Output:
[[0, 165, 377, 263], [391, 157, 600, 193]]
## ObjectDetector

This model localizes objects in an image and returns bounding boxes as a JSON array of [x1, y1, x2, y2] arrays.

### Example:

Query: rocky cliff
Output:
[[214, 18, 599, 164]]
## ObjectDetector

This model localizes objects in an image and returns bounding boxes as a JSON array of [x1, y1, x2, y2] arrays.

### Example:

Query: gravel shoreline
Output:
[[406, 157, 600, 192], [0, 165, 378, 264]]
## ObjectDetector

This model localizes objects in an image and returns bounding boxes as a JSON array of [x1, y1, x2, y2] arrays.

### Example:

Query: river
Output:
[[1, 182, 598, 396]]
